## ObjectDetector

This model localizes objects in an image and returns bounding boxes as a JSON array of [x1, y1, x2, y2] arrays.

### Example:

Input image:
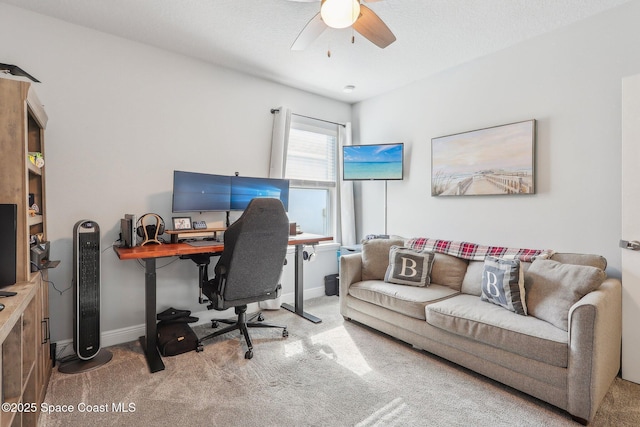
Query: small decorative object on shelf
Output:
[[173, 216, 192, 230], [29, 151, 44, 168]]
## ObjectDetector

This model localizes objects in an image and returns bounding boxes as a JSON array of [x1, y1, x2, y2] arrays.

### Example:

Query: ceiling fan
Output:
[[289, 0, 396, 51]]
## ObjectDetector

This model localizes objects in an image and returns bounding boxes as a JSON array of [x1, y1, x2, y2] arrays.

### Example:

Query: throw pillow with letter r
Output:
[[481, 256, 527, 315], [384, 246, 435, 287]]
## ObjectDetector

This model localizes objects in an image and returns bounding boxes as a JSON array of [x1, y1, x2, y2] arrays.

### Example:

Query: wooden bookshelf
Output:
[[0, 78, 52, 426]]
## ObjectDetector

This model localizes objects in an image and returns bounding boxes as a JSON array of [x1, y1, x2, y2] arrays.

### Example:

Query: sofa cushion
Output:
[[426, 294, 568, 367], [431, 253, 468, 291], [461, 261, 484, 296], [349, 280, 459, 320], [361, 238, 405, 281], [384, 246, 435, 287], [480, 256, 527, 315], [550, 252, 607, 270], [525, 259, 606, 331]]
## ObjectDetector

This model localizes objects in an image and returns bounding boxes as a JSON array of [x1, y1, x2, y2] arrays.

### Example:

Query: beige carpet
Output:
[[41, 296, 640, 427]]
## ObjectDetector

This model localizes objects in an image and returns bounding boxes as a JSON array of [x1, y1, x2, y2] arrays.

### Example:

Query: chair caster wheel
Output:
[[211, 321, 219, 328], [257, 313, 265, 321], [245, 350, 253, 359], [196, 344, 204, 352], [283, 329, 289, 338]]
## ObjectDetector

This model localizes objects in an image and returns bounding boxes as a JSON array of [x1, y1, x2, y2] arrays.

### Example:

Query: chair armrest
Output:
[[567, 277, 621, 423], [339, 253, 363, 315]]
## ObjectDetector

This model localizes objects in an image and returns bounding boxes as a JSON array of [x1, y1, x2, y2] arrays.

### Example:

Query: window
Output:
[[285, 115, 338, 236]]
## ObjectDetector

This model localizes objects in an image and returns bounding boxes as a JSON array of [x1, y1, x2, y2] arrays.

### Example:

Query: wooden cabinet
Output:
[[0, 274, 50, 427], [0, 78, 52, 426], [0, 77, 48, 283]]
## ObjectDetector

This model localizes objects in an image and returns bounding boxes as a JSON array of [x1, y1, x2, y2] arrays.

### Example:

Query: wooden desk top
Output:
[[113, 233, 333, 260], [287, 233, 333, 246], [113, 242, 224, 260]]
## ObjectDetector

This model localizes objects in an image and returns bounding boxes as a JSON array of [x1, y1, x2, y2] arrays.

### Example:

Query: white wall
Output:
[[0, 4, 348, 346], [352, 1, 640, 278]]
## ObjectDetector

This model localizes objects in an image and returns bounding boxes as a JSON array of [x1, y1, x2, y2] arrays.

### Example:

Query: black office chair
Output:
[[200, 198, 289, 359]]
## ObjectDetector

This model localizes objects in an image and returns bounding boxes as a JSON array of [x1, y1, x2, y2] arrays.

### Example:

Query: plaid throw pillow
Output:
[[384, 246, 435, 287], [480, 256, 527, 315]]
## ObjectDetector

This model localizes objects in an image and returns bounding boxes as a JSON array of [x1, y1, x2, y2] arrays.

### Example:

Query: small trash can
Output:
[[324, 273, 339, 296]]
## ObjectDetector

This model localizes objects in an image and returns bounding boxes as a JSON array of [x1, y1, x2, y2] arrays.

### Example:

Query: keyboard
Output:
[[186, 240, 219, 247]]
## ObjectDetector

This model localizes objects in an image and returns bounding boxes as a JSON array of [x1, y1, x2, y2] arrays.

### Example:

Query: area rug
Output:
[[40, 296, 640, 426]]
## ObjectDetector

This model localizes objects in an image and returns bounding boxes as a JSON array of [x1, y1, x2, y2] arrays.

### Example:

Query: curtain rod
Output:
[[271, 108, 346, 128]]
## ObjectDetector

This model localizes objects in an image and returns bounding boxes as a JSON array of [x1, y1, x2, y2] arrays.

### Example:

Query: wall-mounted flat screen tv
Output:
[[230, 176, 290, 211], [172, 170, 231, 212], [343, 143, 404, 180]]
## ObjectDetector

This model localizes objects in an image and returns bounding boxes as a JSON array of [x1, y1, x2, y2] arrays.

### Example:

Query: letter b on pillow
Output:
[[384, 246, 435, 287], [481, 256, 527, 315]]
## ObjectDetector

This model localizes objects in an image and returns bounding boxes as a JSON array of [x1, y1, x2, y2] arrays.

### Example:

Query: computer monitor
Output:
[[172, 170, 231, 212], [230, 176, 290, 211]]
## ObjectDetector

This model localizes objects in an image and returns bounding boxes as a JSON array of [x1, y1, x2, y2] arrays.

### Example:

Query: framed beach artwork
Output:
[[431, 120, 536, 196]]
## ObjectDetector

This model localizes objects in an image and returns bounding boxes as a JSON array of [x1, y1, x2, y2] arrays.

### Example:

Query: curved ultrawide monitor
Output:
[[172, 170, 231, 212], [230, 176, 290, 211]]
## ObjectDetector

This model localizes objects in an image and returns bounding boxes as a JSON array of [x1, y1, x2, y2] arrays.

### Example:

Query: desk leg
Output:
[[282, 243, 322, 323], [139, 258, 165, 373]]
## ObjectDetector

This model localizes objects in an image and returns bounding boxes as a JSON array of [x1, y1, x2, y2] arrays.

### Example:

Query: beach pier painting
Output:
[[431, 120, 536, 196]]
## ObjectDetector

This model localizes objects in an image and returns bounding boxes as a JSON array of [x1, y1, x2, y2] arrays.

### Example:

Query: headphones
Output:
[[136, 213, 165, 246], [303, 245, 316, 262]]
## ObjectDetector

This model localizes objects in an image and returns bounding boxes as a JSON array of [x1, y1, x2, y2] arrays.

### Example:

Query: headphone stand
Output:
[[138, 213, 164, 246]]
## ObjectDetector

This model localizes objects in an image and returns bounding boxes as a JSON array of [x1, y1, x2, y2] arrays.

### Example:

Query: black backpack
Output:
[[156, 307, 201, 356]]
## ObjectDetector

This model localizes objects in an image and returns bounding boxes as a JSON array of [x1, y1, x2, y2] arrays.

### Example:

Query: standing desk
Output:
[[113, 233, 332, 373]]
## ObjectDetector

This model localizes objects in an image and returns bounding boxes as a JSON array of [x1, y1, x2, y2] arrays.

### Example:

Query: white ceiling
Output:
[[1, 0, 632, 103]]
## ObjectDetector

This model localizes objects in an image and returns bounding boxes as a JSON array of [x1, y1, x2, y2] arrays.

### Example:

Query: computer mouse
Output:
[[0, 303, 4, 311]]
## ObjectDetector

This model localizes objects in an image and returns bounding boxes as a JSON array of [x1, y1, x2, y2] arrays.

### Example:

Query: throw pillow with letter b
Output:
[[481, 256, 527, 315], [384, 246, 435, 287]]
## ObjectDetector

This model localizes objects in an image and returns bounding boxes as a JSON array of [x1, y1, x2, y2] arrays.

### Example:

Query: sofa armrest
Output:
[[339, 253, 363, 316], [567, 277, 622, 423]]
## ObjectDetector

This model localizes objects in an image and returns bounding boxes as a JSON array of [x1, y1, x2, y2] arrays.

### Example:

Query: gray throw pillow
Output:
[[480, 256, 527, 315], [525, 258, 606, 331], [361, 238, 404, 281], [431, 253, 469, 291], [384, 246, 435, 287]]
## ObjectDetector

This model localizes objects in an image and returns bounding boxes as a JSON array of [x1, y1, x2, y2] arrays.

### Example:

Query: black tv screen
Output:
[[230, 176, 290, 211], [343, 143, 404, 180], [172, 170, 231, 212]]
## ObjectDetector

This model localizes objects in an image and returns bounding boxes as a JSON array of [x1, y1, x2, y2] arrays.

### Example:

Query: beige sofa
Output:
[[339, 238, 621, 424]]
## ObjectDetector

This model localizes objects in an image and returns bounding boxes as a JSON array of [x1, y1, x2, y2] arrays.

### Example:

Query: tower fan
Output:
[[59, 220, 112, 373]]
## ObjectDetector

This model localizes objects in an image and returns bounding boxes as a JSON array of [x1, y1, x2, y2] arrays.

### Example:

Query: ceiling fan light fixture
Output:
[[321, 0, 361, 29]]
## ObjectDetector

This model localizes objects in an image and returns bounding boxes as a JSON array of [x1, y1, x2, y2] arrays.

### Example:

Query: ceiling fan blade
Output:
[[291, 12, 327, 50], [352, 4, 396, 49], [286, 0, 384, 2]]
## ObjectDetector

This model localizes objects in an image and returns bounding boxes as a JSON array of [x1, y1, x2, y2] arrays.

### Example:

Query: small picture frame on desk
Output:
[[172, 217, 192, 230]]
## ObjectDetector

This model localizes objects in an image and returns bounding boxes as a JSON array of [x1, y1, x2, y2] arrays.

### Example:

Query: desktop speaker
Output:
[[0, 204, 17, 288], [61, 220, 112, 374]]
